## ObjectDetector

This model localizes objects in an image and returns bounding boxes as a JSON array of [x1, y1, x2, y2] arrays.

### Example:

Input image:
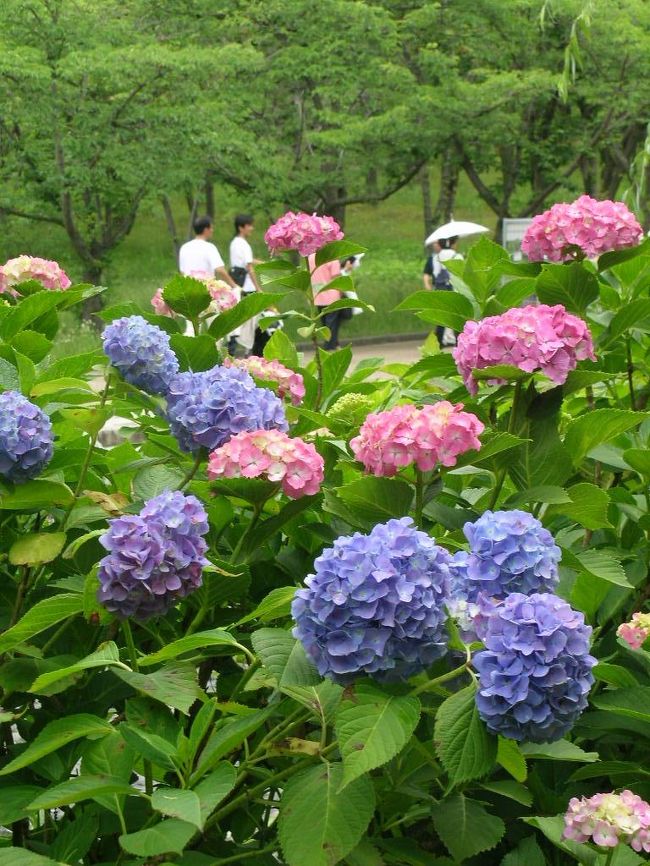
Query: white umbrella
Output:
[[425, 220, 490, 245]]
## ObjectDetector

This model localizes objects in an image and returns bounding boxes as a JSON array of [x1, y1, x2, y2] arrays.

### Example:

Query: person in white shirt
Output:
[[179, 215, 237, 289], [229, 214, 272, 356]]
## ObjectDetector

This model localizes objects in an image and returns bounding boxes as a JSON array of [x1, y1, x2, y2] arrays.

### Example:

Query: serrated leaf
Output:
[[28, 773, 142, 809], [432, 793, 505, 862], [120, 818, 196, 856], [139, 628, 239, 667], [208, 291, 287, 341], [592, 686, 650, 723], [501, 836, 545, 866], [519, 739, 598, 762], [345, 839, 385, 866], [192, 710, 271, 782], [336, 682, 420, 788], [170, 333, 220, 372], [163, 274, 211, 319], [30, 641, 125, 693], [235, 586, 296, 626], [0, 479, 73, 510], [394, 290, 475, 331], [0, 593, 83, 653], [251, 628, 319, 687], [8, 531, 66, 565], [523, 815, 600, 865], [279, 763, 375, 866], [434, 684, 496, 786], [114, 663, 203, 714], [152, 788, 203, 830], [496, 736, 527, 782], [623, 448, 650, 477], [0, 853, 68, 866], [314, 240, 367, 267], [481, 780, 532, 806], [472, 364, 531, 382], [132, 464, 186, 500], [194, 762, 237, 823], [600, 298, 650, 346], [564, 409, 647, 464], [536, 261, 599, 313], [455, 432, 528, 469], [570, 549, 630, 587], [120, 724, 178, 770], [0, 714, 113, 775], [336, 476, 413, 525], [546, 482, 611, 530]]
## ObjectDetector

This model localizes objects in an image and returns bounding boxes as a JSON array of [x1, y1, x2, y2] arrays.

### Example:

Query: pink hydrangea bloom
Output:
[[564, 791, 650, 852], [224, 356, 305, 405], [190, 271, 238, 314], [617, 612, 650, 650], [350, 401, 484, 477], [0, 255, 71, 293], [453, 303, 596, 395], [264, 211, 344, 257], [522, 195, 643, 262], [151, 287, 173, 317], [207, 429, 324, 498]]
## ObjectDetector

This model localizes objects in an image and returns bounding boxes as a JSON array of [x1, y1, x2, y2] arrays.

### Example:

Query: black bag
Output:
[[229, 266, 247, 287]]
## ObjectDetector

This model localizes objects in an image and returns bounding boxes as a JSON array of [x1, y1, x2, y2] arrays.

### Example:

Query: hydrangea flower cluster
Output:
[[453, 303, 596, 395], [292, 517, 452, 682], [564, 791, 650, 852], [264, 211, 344, 257], [0, 391, 54, 483], [166, 364, 288, 453], [224, 356, 305, 405], [97, 490, 208, 620], [0, 255, 71, 293], [522, 195, 643, 262], [456, 510, 561, 603], [102, 315, 180, 396], [474, 592, 595, 742], [151, 288, 173, 317], [617, 611, 650, 650], [207, 429, 324, 498], [350, 401, 484, 476]]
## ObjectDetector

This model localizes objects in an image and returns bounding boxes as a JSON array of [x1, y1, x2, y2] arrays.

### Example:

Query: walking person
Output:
[[179, 215, 237, 288], [229, 213, 263, 355], [423, 236, 462, 348]]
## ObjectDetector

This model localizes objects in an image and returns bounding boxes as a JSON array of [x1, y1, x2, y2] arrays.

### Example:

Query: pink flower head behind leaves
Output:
[[151, 287, 173, 317], [0, 255, 71, 293], [264, 211, 344, 257], [617, 612, 650, 650], [224, 356, 305, 405], [207, 429, 324, 498], [522, 195, 643, 262], [453, 303, 596, 395], [153, 273, 238, 319], [350, 401, 484, 476], [564, 791, 650, 852]]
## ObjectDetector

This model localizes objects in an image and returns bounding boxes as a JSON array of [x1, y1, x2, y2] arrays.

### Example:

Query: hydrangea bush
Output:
[[1, 198, 650, 865]]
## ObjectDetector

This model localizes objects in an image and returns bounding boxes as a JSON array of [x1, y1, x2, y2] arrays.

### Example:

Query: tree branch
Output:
[[458, 145, 503, 215], [324, 158, 428, 208], [0, 205, 63, 226]]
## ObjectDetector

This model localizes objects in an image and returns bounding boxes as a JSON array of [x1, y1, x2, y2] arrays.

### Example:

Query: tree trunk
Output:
[[419, 164, 433, 238], [432, 148, 459, 228], [186, 195, 199, 241], [161, 195, 180, 258], [81, 262, 105, 322], [579, 154, 599, 196]]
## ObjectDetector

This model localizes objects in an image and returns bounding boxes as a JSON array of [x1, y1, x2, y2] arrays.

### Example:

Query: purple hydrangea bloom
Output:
[[474, 592, 596, 743], [166, 365, 288, 453], [457, 509, 561, 603], [0, 391, 53, 483], [102, 315, 179, 395], [97, 490, 208, 620], [292, 517, 452, 683]]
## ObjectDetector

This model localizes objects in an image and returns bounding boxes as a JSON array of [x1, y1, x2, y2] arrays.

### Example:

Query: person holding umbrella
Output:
[[423, 220, 489, 348]]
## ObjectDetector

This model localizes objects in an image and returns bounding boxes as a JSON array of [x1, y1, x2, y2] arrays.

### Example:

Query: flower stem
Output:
[[487, 379, 522, 510], [121, 620, 154, 794], [62, 374, 111, 527], [178, 452, 203, 490], [603, 849, 615, 866], [229, 501, 264, 565], [410, 648, 473, 697], [414, 468, 425, 528], [626, 338, 636, 409]]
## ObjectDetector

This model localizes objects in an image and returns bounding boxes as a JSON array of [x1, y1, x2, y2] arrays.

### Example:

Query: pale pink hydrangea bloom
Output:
[[0, 255, 71, 293], [207, 429, 324, 498], [453, 303, 596, 395], [350, 401, 484, 477], [151, 287, 173, 317], [564, 791, 650, 852], [522, 195, 643, 262], [152, 273, 238, 319], [224, 356, 305, 405], [264, 211, 344, 257], [617, 612, 650, 650]]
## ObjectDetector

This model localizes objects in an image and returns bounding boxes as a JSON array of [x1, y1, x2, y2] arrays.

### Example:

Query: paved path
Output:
[[305, 338, 424, 368]]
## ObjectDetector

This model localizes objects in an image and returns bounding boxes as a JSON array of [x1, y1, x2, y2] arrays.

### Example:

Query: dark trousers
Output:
[[318, 308, 342, 350]]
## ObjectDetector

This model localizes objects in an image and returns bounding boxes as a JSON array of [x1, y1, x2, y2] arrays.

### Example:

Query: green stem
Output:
[[229, 658, 261, 702], [211, 845, 277, 865], [410, 649, 473, 697], [626, 338, 636, 409], [603, 849, 615, 866], [9, 566, 31, 627], [121, 620, 154, 795], [414, 468, 425, 528], [178, 452, 203, 490], [62, 374, 111, 527], [229, 502, 264, 565], [488, 380, 522, 510]]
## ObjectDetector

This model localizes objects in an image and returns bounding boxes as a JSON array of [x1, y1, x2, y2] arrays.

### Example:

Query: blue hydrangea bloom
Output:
[[166, 365, 288, 453], [97, 490, 208, 620], [474, 592, 595, 743], [292, 517, 452, 683], [0, 391, 53, 483], [102, 315, 179, 395], [458, 509, 561, 603]]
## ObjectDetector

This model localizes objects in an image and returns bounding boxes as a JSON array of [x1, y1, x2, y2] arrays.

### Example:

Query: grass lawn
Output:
[[0, 171, 497, 356]]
